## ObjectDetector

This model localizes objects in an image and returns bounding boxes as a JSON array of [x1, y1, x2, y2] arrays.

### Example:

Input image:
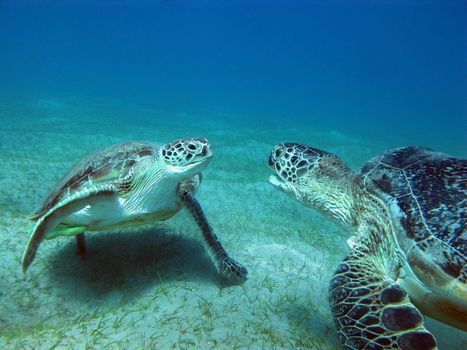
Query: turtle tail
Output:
[[329, 244, 437, 350]]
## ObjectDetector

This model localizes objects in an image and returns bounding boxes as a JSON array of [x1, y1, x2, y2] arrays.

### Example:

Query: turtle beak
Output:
[[268, 153, 284, 190], [267, 153, 275, 170], [202, 144, 213, 158], [268, 174, 288, 192], [201, 147, 213, 162]]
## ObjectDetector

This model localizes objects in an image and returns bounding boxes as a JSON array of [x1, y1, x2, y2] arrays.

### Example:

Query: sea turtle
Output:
[[22, 138, 247, 284], [268, 143, 466, 349]]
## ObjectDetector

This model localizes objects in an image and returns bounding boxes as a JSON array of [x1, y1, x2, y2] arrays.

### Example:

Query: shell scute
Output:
[[361, 147, 466, 284], [32, 142, 158, 220]]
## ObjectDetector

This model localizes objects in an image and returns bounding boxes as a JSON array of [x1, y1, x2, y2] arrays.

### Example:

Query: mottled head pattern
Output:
[[161, 138, 211, 167], [268, 142, 331, 184], [268, 143, 355, 226]]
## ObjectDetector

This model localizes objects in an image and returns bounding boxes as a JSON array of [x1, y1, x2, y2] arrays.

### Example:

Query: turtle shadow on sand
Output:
[[44, 227, 222, 302], [285, 304, 337, 348]]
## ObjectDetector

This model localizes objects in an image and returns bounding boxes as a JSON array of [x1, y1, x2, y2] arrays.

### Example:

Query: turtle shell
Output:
[[32, 141, 159, 220], [359, 146, 466, 286]]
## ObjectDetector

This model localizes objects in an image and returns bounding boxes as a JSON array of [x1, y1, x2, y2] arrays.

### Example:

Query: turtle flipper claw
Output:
[[180, 189, 248, 285], [217, 255, 248, 285]]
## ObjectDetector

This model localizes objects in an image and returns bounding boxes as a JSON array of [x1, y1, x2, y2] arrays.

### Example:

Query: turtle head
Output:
[[268, 142, 337, 198], [268, 142, 356, 227], [160, 138, 213, 176]]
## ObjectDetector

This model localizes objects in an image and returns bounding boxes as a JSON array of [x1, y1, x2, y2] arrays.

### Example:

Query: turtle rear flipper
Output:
[[179, 190, 248, 285], [45, 225, 87, 257], [329, 245, 437, 350], [22, 184, 117, 272]]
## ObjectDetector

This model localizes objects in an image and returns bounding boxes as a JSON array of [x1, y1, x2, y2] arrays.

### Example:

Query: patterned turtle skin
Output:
[[268, 144, 466, 349], [22, 138, 248, 285]]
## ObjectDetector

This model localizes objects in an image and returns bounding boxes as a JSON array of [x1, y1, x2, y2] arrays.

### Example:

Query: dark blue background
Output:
[[1, 0, 465, 142]]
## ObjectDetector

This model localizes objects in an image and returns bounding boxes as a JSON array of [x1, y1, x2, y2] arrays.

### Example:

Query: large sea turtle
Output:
[[22, 138, 247, 284], [268, 143, 466, 349]]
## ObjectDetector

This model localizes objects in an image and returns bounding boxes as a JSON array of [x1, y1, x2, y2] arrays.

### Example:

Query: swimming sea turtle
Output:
[[268, 143, 466, 349], [22, 138, 247, 284]]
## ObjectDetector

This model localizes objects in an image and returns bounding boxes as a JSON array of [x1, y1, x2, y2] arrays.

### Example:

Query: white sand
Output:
[[0, 98, 465, 349]]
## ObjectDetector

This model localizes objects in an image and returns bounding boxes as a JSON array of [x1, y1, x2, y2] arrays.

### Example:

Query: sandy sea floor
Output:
[[0, 97, 465, 349]]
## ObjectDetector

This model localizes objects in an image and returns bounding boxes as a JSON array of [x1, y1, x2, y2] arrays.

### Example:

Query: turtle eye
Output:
[[187, 143, 197, 151], [296, 167, 307, 177]]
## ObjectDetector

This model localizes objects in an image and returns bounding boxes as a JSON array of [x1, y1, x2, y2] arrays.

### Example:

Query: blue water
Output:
[[1, 1, 466, 349], [1, 0, 466, 150]]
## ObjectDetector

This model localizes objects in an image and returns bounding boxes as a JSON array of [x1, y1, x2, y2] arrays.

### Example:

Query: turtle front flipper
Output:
[[329, 246, 437, 350], [22, 184, 117, 272], [178, 189, 248, 285]]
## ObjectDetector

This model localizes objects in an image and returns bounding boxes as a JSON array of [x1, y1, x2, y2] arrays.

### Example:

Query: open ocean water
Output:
[[0, 1, 466, 349]]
